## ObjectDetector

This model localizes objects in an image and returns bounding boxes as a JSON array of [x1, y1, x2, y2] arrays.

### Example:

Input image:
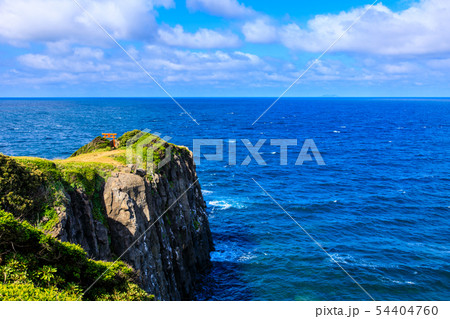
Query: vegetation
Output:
[[0, 155, 114, 229], [0, 130, 193, 300], [0, 155, 45, 222], [117, 129, 142, 147], [70, 136, 112, 157], [0, 210, 153, 301]]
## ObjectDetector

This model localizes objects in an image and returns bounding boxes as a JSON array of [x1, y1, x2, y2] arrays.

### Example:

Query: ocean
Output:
[[0, 97, 449, 300]]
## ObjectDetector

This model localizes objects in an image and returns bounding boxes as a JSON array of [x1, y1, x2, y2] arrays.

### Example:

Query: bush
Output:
[[0, 154, 44, 221], [70, 137, 112, 157], [0, 210, 154, 301], [3, 155, 113, 228]]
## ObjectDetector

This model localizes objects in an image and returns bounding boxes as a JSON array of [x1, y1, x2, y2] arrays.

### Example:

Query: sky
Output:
[[0, 0, 449, 97]]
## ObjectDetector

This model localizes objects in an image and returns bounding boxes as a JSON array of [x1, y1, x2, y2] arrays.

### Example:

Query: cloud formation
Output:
[[186, 0, 255, 19], [242, 18, 278, 44], [18, 47, 109, 72], [1, 0, 450, 96], [158, 25, 241, 49], [243, 0, 450, 55], [0, 0, 171, 45]]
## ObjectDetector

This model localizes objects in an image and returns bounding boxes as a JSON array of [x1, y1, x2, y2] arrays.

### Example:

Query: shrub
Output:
[[0, 210, 154, 301], [0, 154, 44, 221], [70, 137, 112, 157]]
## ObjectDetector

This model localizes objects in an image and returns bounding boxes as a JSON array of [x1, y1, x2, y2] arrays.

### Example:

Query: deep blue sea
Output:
[[0, 98, 449, 301]]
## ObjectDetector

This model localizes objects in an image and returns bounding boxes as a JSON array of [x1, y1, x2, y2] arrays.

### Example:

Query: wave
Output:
[[208, 200, 246, 210], [329, 253, 399, 270], [211, 243, 258, 264]]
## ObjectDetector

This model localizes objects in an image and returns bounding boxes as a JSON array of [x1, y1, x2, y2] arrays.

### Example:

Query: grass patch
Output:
[[0, 210, 154, 301], [70, 137, 112, 157], [37, 206, 59, 232]]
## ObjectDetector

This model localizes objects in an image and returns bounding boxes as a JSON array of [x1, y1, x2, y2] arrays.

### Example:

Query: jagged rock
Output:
[[50, 143, 213, 300], [135, 168, 146, 177], [103, 148, 213, 300], [50, 189, 111, 261]]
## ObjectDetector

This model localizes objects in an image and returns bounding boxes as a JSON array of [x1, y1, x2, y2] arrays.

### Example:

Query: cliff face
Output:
[[49, 138, 213, 300]]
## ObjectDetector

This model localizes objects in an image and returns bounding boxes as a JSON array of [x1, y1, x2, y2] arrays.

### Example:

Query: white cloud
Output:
[[186, 0, 255, 19], [244, 0, 450, 56], [242, 18, 278, 43], [136, 45, 285, 85], [18, 54, 56, 70], [158, 25, 241, 48], [0, 0, 171, 45], [5, 0, 450, 92], [381, 62, 418, 74], [18, 48, 110, 73]]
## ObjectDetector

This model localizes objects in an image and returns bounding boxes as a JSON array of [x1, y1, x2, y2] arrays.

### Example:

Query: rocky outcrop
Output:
[[51, 145, 213, 300], [50, 189, 111, 261]]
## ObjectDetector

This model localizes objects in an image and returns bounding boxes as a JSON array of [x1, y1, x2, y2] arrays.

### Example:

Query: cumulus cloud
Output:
[[186, 0, 255, 19], [158, 25, 241, 48], [12, 41, 293, 88], [0, 0, 172, 45], [3, 0, 450, 93], [18, 47, 110, 73], [242, 18, 278, 43], [243, 0, 450, 56], [141, 45, 270, 81]]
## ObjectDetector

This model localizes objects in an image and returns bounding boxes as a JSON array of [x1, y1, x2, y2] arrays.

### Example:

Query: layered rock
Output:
[[50, 189, 111, 261], [51, 144, 213, 300]]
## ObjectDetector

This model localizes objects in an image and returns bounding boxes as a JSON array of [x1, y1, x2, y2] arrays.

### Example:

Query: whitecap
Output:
[[208, 200, 232, 210], [202, 190, 213, 195], [333, 130, 340, 133], [238, 252, 257, 262], [208, 199, 246, 210]]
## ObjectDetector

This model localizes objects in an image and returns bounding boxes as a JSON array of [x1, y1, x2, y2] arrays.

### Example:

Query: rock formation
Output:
[[49, 136, 214, 300]]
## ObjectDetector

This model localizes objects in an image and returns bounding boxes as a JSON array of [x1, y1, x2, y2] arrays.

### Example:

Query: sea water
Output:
[[1, 97, 449, 300]]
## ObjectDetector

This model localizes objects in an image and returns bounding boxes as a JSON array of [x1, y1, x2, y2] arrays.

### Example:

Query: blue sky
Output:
[[0, 0, 449, 97]]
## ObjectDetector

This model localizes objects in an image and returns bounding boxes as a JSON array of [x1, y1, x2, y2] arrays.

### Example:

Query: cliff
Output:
[[0, 130, 214, 300]]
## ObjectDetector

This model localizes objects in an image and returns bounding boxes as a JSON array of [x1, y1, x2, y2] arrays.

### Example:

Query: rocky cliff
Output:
[[2, 131, 214, 300]]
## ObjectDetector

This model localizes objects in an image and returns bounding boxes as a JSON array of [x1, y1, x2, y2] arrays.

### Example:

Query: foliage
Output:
[[117, 130, 142, 147], [0, 283, 79, 301], [109, 154, 127, 165], [11, 156, 113, 228], [0, 210, 154, 301], [0, 154, 45, 221], [70, 136, 112, 157], [37, 206, 59, 232], [57, 162, 113, 226]]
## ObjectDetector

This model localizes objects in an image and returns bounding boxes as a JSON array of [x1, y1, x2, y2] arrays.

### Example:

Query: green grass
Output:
[[117, 130, 141, 147], [109, 154, 128, 165], [1, 155, 114, 228], [0, 210, 154, 301], [70, 136, 112, 157], [37, 206, 59, 232]]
